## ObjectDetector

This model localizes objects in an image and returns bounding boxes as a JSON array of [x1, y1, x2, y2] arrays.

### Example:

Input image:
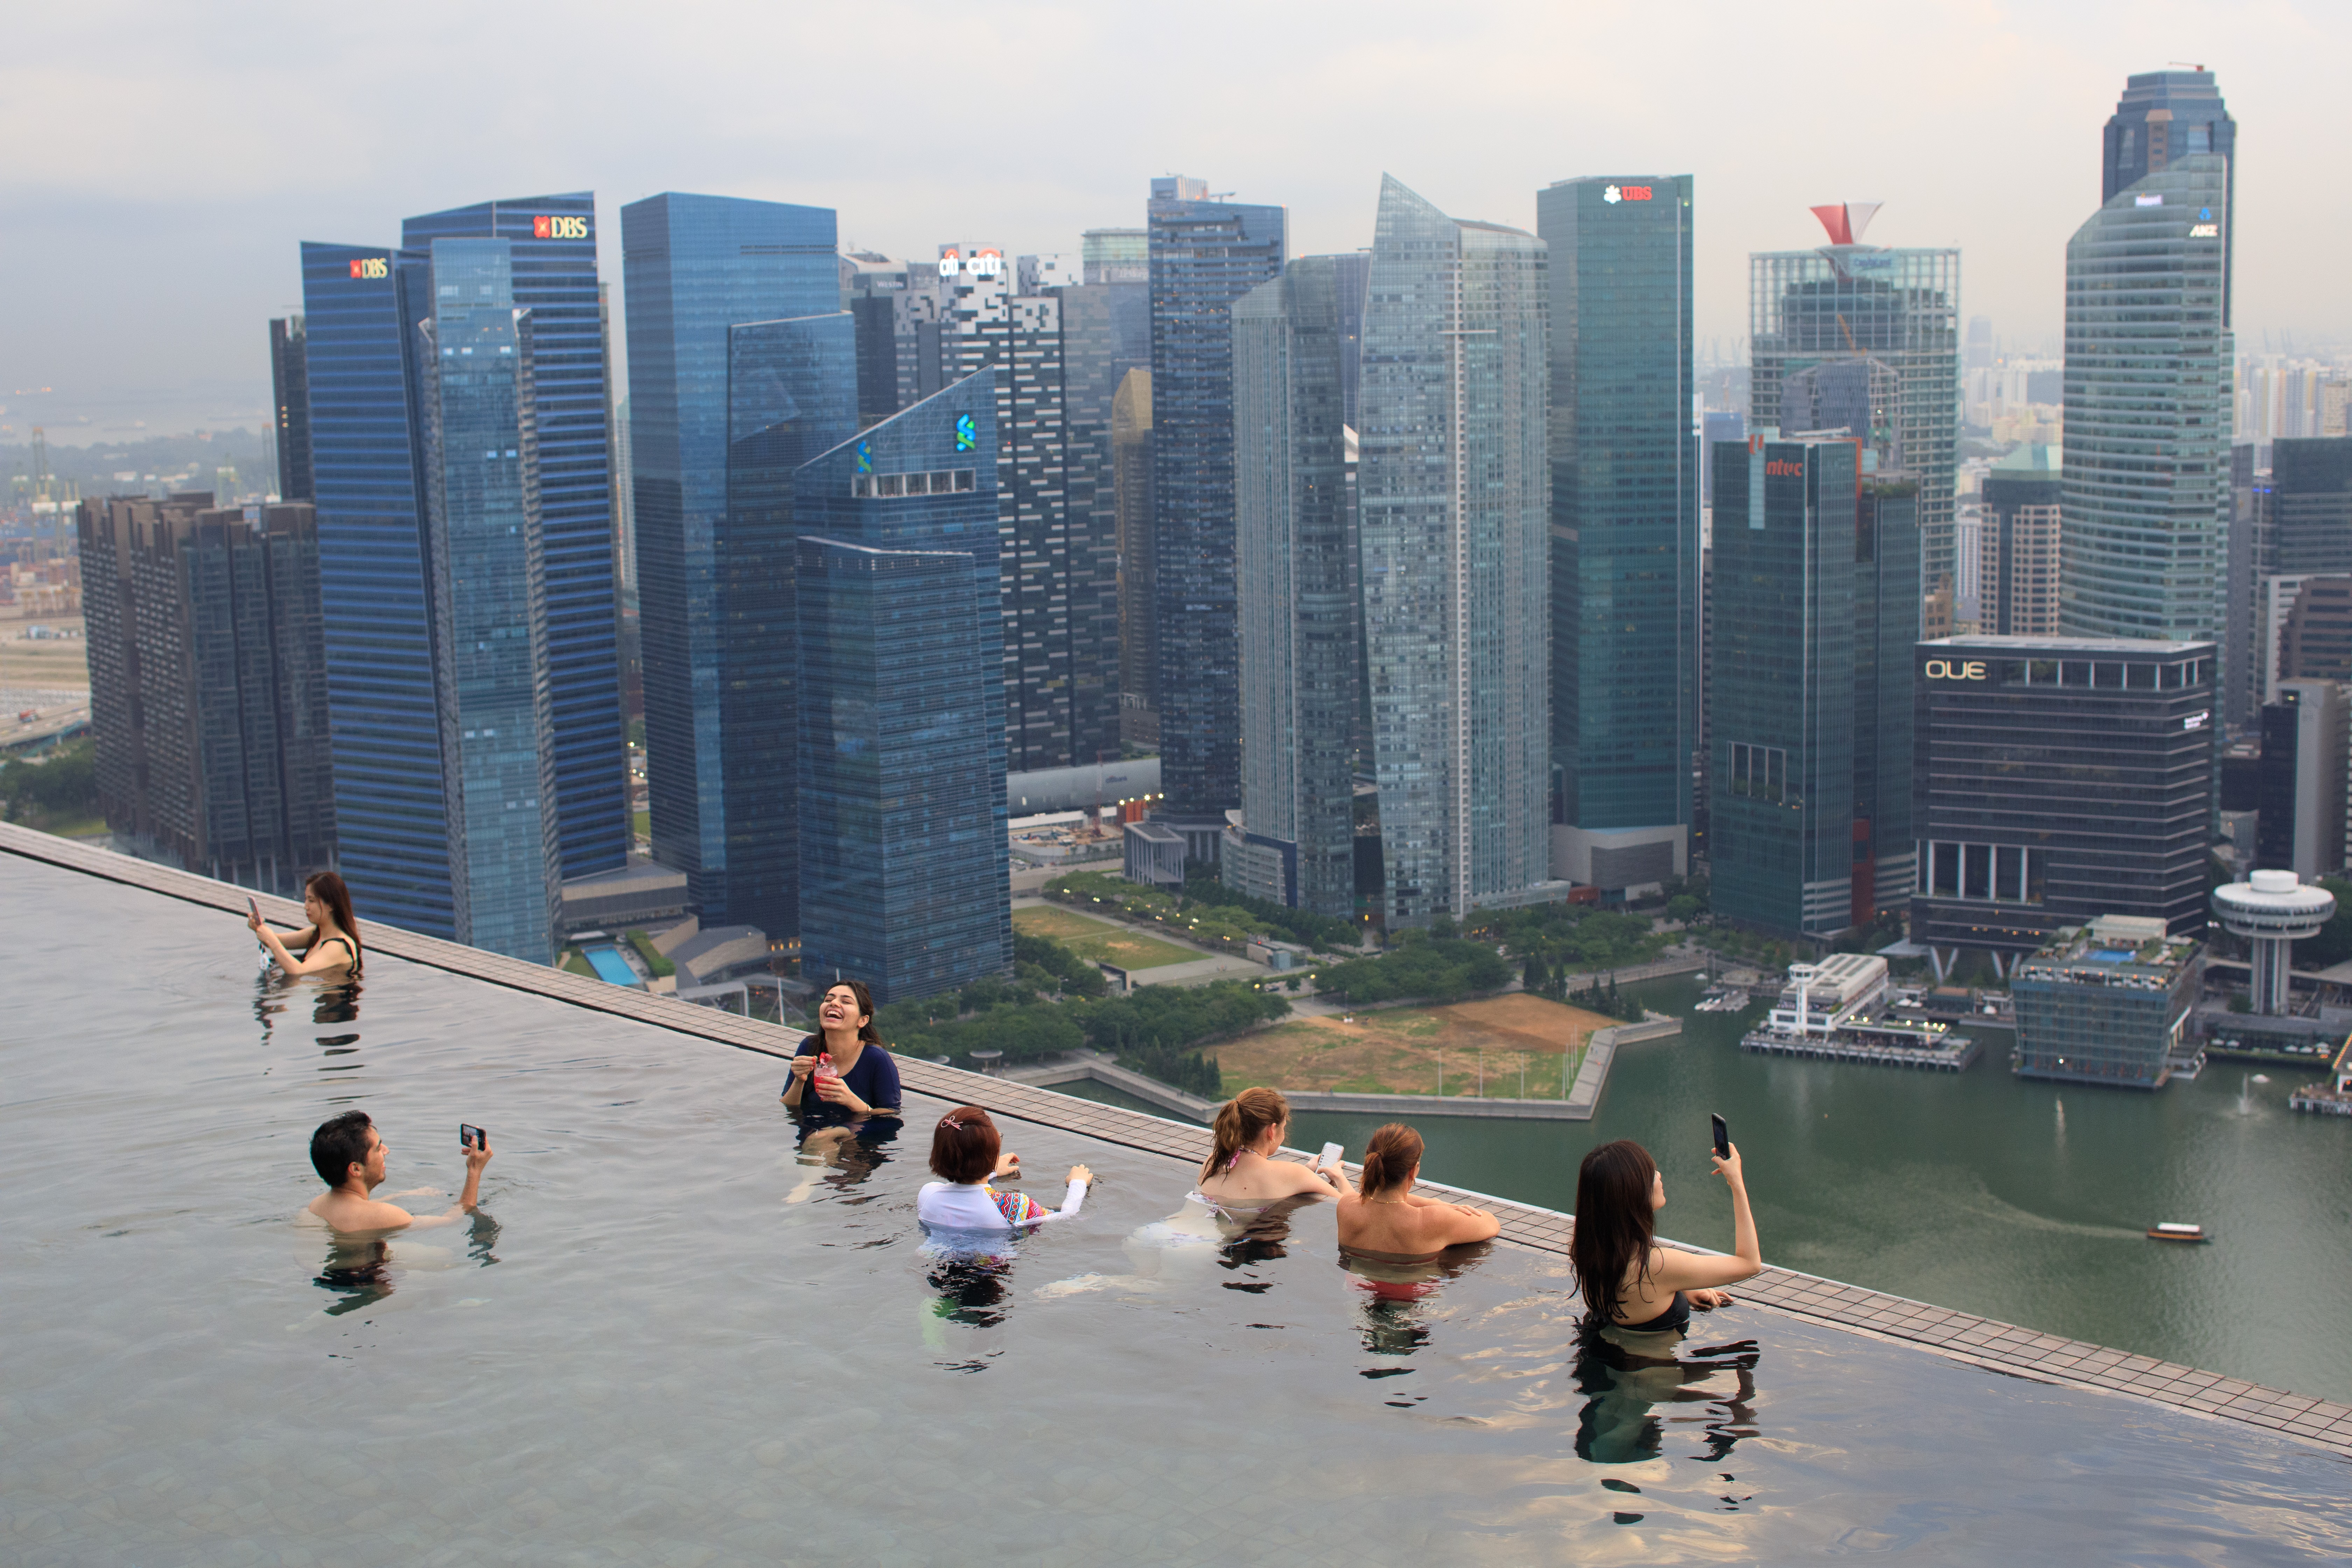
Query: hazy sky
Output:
[[4, 0, 2344, 440]]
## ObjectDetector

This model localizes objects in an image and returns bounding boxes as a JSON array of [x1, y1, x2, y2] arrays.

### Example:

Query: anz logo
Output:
[[348, 257, 390, 280], [533, 215, 590, 240]]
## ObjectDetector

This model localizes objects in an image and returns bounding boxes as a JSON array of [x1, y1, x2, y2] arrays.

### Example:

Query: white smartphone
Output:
[[1315, 1142, 1344, 1171]]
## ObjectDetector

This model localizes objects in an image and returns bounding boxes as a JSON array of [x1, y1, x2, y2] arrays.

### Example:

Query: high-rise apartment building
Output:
[[2058, 154, 2232, 657], [1538, 174, 1697, 895], [1707, 436, 1918, 937], [1225, 258, 1358, 918], [403, 194, 628, 881], [78, 495, 334, 893], [2255, 680, 2347, 882], [1358, 176, 1550, 926], [791, 373, 1011, 1004], [715, 312, 860, 943], [1147, 175, 1287, 858], [1979, 444, 2062, 636], [2270, 438, 2352, 574], [268, 317, 313, 504], [1750, 205, 1958, 636], [1910, 636, 2216, 964], [621, 192, 840, 921]]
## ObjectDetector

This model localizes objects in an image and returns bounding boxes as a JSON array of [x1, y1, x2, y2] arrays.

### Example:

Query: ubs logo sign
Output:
[[348, 257, 390, 280], [1923, 659, 1987, 680], [533, 215, 590, 240], [1765, 458, 1804, 477]]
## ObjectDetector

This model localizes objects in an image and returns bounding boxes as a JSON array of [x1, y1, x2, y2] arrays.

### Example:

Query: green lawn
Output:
[[1014, 904, 1200, 971], [631, 809, 650, 839]]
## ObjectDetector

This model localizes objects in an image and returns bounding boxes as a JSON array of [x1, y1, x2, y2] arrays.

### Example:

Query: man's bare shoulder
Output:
[[305, 1192, 415, 1234]]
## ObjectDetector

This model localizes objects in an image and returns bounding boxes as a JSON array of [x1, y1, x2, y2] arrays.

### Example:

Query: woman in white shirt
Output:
[[917, 1106, 1092, 1230]]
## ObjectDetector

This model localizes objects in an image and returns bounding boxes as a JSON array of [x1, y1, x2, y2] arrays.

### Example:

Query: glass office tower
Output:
[[414, 238, 563, 963], [299, 239, 454, 939], [621, 192, 840, 920], [1147, 175, 1288, 859], [1750, 222, 1958, 633], [792, 373, 1011, 1004], [268, 317, 313, 504], [1538, 175, 1696, 894], [2058, 156, 2231, 654], [2104, 70, 2236, 323], [716, 312, 859, 943], [1112, 369, 1157, 746], [1226, 258, 1357, 917], [403, 193, 627, 879], [1358, 176, 1550, 926]]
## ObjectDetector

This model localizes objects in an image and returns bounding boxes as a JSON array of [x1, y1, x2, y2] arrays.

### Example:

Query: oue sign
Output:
[[1924, 659, 1987, 680]]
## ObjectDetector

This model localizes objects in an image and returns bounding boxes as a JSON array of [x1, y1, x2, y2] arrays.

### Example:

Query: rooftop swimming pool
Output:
[[581, 944, 638, 987], [5, 850, 2351, 1563]]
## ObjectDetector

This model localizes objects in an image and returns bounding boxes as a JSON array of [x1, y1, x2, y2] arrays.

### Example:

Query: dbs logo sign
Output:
[[1923, 659, 1987, 680], [533, 215, 590, 240], [348, 257, 390, 280], [1765, 458, 1804, 477]]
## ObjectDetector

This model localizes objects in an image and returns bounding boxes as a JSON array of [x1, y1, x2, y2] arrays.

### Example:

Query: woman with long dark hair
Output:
[[1568, 1138, 1760, 1335], [782, 979, 902, 1116], [248, 871, 363, 978]]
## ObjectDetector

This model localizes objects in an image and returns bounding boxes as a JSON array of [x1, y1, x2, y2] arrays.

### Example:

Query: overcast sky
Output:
[[4, 0, 2342, 441]]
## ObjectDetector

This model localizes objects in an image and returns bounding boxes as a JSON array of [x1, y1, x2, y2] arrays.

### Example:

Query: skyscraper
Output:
[[1538, 174, 1697, 895], [413, 237, 563, 962], [1750, 206, 1958, 635], [403, 193, 628, 880], [1979, 444, 2062, 636], [715, 312, 859, 943], [78, 495, 334, 893], [1707, 435, 1918, 937], [1147, 175, 1287, 859], [2057, 155, 2231, 652], [2104, 69, 2237, 323], [1225, 258, 1357, 917], [2269, 438, 2352, 575], [268, 317, 313, 504], [621, 192, 840, 920], [1112, 368, 1157, 746], [1358, 175, 1550, 926], [792, 373, 1011, 1003]]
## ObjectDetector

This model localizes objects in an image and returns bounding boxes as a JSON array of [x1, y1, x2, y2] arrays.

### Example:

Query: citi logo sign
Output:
[[939, 247, 1004, 278], [1765, 458, 1804, 476], [1923, 659, 1987, 680], [348, 257, 390, 280], [533, 215, 590, 240]]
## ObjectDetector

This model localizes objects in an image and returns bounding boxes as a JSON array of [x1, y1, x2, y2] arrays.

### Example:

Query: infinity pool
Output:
[[4, 855, 2348, 1563]]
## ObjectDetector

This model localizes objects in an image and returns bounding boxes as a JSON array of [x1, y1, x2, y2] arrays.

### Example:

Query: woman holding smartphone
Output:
[[248, 872, 364, 979], [1568, 1137, 1760, 1336], [1195, 1087, 1351, 1204]]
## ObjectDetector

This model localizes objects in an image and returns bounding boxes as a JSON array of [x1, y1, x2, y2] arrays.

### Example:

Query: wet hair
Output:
[[304, 871, 362, 974], [310, 1110, 375, 1188], [930, 1105, 1001, 1184], [1358, 1122, 1424, 1198], [819, 979, 883, 1045], [1569, 1139, 1660, 1328], [1201, 1086, 1289, 1181]]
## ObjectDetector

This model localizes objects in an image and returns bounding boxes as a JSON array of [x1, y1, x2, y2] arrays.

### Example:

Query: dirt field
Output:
[[0, 611, 89, 695], [1013, 903, 1200, 972], [1216, 993, 1624, 1098]]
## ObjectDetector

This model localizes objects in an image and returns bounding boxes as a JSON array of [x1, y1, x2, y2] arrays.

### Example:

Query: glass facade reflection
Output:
[[792, 373, 1011, 1004], [1910, 636, 2216, 958], [1358, 176, 1550, 925], [621, 192, 840, 919], [1227, 258, 1357, 917]]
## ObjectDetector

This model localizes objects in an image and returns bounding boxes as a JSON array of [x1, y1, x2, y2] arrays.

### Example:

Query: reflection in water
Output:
[[254, 969, 365, 1062], [1036, 1192, 1322, 1302], [1572, 1321, 1761, 1466], [786, 1112, 901, 1204], [310, 1211, 498, 1316], [1339, 1242, 1493, 1362]]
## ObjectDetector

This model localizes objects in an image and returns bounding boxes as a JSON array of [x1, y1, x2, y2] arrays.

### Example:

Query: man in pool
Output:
[[306, 1110, 492, 1234]]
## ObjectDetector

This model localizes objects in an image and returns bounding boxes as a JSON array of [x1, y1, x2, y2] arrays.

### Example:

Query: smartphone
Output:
[[1315, 1141, 1344, 1171], [247, 895, 261, 921], [1710, 1113, 1730, 1161], [461, 1124, 487, 1151]]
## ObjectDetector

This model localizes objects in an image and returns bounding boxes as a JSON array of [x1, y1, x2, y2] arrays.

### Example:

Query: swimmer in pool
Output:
[[249, 870, 364, 978], [1334, 1122, 1499, 1255], [1567, 1138, 1759, 1337], [1194, 1087, 1352, 1204], [304, 1110, 490, 1235]]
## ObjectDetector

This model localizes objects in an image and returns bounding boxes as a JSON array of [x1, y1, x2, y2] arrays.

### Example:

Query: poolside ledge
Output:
[[8, 820, 2348, 1462]]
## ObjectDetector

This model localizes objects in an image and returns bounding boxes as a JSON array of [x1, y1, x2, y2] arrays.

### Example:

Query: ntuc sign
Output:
[[1765, 458, 1804, 477], [1924, 659, 1987, 680], [533, 215, 590, 240]]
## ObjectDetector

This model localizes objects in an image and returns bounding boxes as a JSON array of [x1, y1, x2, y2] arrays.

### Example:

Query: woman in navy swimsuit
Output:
[[1569, 1138, 1760, 1335]]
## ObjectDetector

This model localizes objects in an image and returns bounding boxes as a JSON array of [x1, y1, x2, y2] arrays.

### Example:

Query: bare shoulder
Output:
[[309, 1194, 414, 1235]]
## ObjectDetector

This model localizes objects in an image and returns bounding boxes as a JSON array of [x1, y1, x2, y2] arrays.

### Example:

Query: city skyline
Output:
[[7, 5, 2348, 439]]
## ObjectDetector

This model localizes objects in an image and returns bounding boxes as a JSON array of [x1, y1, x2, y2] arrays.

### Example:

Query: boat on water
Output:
[[2147, 1222, 2210, 1243]]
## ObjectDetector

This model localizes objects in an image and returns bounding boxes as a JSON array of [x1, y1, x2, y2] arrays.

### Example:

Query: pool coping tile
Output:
[[7, 821, 2348, 1464]]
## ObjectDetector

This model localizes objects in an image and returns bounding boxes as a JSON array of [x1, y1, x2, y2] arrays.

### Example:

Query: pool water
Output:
[[582, 944, 639, 986], [4, 858, 2349, 1564]]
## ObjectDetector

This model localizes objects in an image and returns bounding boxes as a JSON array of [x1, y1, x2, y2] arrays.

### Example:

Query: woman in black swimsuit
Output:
[[248, 871, 364, 979], [1568, 1138, 1759, 1335]]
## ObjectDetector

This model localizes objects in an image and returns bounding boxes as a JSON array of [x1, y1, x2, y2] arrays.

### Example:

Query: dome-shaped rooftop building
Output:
[[2211, 869, 2335, 1014]]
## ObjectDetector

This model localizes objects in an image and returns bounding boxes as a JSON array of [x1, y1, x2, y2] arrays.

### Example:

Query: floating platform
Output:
[[2288, 1085, 2352, 1116], [2148, 1223, 2210, 1243], [1741, 1028, 1981, 1072]]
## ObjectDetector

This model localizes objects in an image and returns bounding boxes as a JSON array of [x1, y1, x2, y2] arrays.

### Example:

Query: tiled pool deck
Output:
[[10, 820, 2349, 1462]]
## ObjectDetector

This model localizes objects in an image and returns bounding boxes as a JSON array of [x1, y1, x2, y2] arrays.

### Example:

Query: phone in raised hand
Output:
[[248, 895, 261, 921], [461, 1124, 488, 1152], [1314, 1142, 1344, 1172], [1710, 1113, 1730, 1161]]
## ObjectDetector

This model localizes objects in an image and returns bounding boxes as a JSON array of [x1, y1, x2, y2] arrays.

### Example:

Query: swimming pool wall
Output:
[[8, 819, 2348, 1462]]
